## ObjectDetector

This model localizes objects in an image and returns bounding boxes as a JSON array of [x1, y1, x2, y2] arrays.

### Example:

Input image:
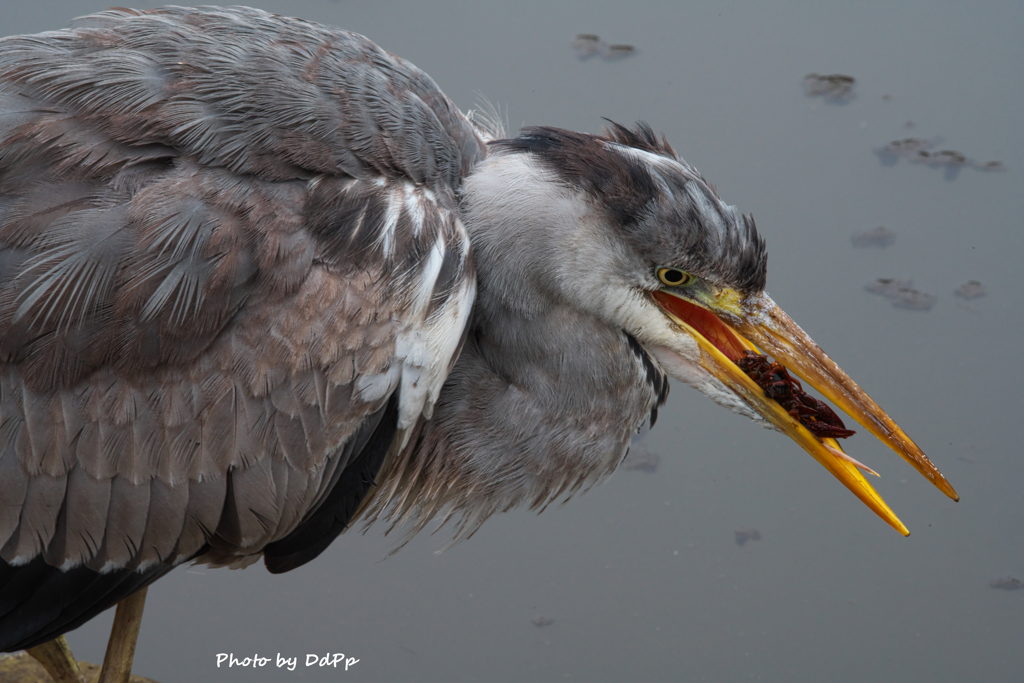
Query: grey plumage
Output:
[[0, 6, 478, 576], [0, 5, 780, 649]]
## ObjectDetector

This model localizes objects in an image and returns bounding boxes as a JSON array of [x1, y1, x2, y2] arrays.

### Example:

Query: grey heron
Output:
[[0, 6, 957, 681]]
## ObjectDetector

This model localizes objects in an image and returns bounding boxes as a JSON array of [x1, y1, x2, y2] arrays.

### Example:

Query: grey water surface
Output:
[[5, 1, 1023, 681]]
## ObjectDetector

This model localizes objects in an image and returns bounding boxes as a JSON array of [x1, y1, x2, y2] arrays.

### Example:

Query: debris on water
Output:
[[876, 138, 1005, 176], [892, 138, 935, 152], [955, 280, 986, 299], [735, 529, 762, 547], [572, 34, 636, 60], [892, 289, 936, 311], [572, 34, 602, 57], [605, 44, 636, 58], [989, 576, 1024, 590], [532, 615, 555, 627], [936, 150, 968, 164], [736, 352, 855, 439], [878, 137, 939, 161], [911, 148, 970, 179], [802, 73, 856, 102], [866, 278, 936, 311], [851, 226, 896, 248], [977, 160, 1006, 172], [866, 278, 913, 297]]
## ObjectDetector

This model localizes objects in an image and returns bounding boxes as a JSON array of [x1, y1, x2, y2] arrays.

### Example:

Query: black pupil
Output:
[[665, 270, 684, 284]]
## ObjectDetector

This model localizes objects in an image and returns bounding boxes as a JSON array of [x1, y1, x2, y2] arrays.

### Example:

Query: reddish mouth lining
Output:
[[652, 291, 858, 441], [651, 291, 748, 362]]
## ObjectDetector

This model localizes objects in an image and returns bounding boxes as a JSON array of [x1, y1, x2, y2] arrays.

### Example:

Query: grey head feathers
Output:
[[491, 123, 767, 294]]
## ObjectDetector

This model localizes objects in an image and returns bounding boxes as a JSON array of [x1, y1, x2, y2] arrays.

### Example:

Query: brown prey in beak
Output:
[[651, 288, 958, 535]]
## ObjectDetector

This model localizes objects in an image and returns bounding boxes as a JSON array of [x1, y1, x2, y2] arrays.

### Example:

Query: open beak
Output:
[[651, 288, 958, 535]]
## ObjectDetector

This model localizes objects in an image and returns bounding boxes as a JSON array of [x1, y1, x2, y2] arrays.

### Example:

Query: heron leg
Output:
[[97, 587, 148, 683], [26, 635, 85, 683]]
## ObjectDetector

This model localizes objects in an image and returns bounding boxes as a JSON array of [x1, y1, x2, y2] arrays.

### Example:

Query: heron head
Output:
[[466, 122, 956, 533]]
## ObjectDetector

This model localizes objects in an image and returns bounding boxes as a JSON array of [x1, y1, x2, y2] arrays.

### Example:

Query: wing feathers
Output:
[[0, 437, 28, 549], [89, 475, 149, 571], [215, 459, 280, 550], [133, 478, 187, 568], [0, 473, 66, 563], [170, 475, 226, 564], [45, 465, 110, 569], [0, 6, 478, 580]]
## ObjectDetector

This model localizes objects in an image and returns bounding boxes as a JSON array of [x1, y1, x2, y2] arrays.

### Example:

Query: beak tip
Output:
[[889, 516, 911, 537], [935, 477, 960, 502]]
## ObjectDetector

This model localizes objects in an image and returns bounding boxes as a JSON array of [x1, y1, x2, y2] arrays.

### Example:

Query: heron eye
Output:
[[657, 268, 693, 286]]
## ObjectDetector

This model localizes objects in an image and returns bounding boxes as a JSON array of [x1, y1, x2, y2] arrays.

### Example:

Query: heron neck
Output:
[[367, 283, 663, 542]]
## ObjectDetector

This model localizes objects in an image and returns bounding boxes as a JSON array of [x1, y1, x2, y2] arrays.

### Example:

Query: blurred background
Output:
[[5, 1, 1022, 681]]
